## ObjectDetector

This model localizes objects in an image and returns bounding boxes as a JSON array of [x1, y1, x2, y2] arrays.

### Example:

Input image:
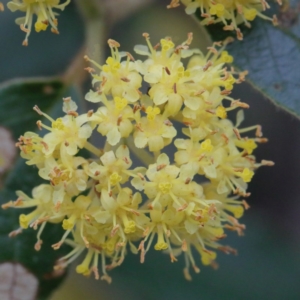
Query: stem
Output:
[[75, 0, 107, 64], [153, 151, 160, 161], [125, 136, 155, 166], [84, 141, 102, 157]]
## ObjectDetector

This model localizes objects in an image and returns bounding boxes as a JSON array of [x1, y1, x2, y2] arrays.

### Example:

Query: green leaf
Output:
[[0, 78, 64, 140], [0, 78, 76, 299], [205, 4, 300, 118]]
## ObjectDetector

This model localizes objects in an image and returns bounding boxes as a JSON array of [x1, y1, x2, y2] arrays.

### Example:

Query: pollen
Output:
[[216, 106, 227, 119], [158, 182, 172, 194], [114, 97, 128, 111], [160, 39, 175, 51], [200, 139, 213, 152], [146, 107, 160, 121], [109, 172, 122, 186], [209, 4, 225, 17], [219, 51, 233, 64], [103, 57, 121, 73], [52, 118, 65, 130], [244, 8, 257, 21], [240, 168, 254, 183]]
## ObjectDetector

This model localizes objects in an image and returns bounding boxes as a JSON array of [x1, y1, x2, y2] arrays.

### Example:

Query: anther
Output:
[[261, 160, 275, 166], [87, 110, 94, 117], [242, 200, 250, 209], [51, 28, 59, 34], [34, 240, 43, 251], [63, 97, 71, 102], [164, 67, 171, 75], [36, 120, 42, 130], [107, 39, 120, 48], [221, 90, 231, 95], [33, 105, 43, 115], [186, 32, 193, 45], [117, 115, 122, 126], [231, 100, 249, 108], [203, 60, 212, 71], [126, 52, 135, 61], [20, 24, 30, 33], [167, 0, 180, 9], [8, 228, 23, 238], [233, 128, 241, 140], [52, 241, 63, 250], [177, 203, 188, 211], [207, 47, 218, 55], [41, 141, 49, 151], [84, 67, 95, 73], [173, 83, 177, 94], [185, 178, 191, 184], [156, 164, 167, 171], [111, 225, 119, 237], [236, 29, 243, 40], [181, 240, 187, 252], [272, 15, 278, 26], [170, 254, 178, 262], [67, 111, 78, 117], [164, 119, 173, 126], [255, 125, 263, 137], [133, 104, 140, 113]]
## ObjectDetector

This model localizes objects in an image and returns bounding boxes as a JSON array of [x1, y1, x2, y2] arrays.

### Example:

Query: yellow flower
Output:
[[33, 103, 92, 158], [143, 153, 201, 210], [38, 154, 88, 203], [172, 0, 280, 40], [134, 110, 177, 152], [16, 132, 45, 166], [88, 96, 134, 146], [85, 40, 142, 103], [7, 0, 70, 45], [234, 138, 257, 154], [99, 188, 143, 236], [87, 145, 142, 192], [2, 184, 69, 250]]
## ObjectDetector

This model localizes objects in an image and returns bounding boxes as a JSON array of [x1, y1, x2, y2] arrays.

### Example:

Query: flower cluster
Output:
[[7, 0, 70, 45], [2, 34, 273, 282], [168, 0, 281, 39]]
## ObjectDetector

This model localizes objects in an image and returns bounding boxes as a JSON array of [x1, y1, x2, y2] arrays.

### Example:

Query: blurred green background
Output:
[[0, 0, 300, 299]]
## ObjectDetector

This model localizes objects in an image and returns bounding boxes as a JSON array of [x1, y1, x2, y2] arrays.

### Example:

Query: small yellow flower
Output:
[[33, 102, 92, 159], [134, 112, 177, 152], [85, 40, 142, 103], [170, 0, 280, 40], [88, 96, 134, 146], [87, 145, 138, 192], [234, 139, 257, 154], [7, 0, 70, 45]]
